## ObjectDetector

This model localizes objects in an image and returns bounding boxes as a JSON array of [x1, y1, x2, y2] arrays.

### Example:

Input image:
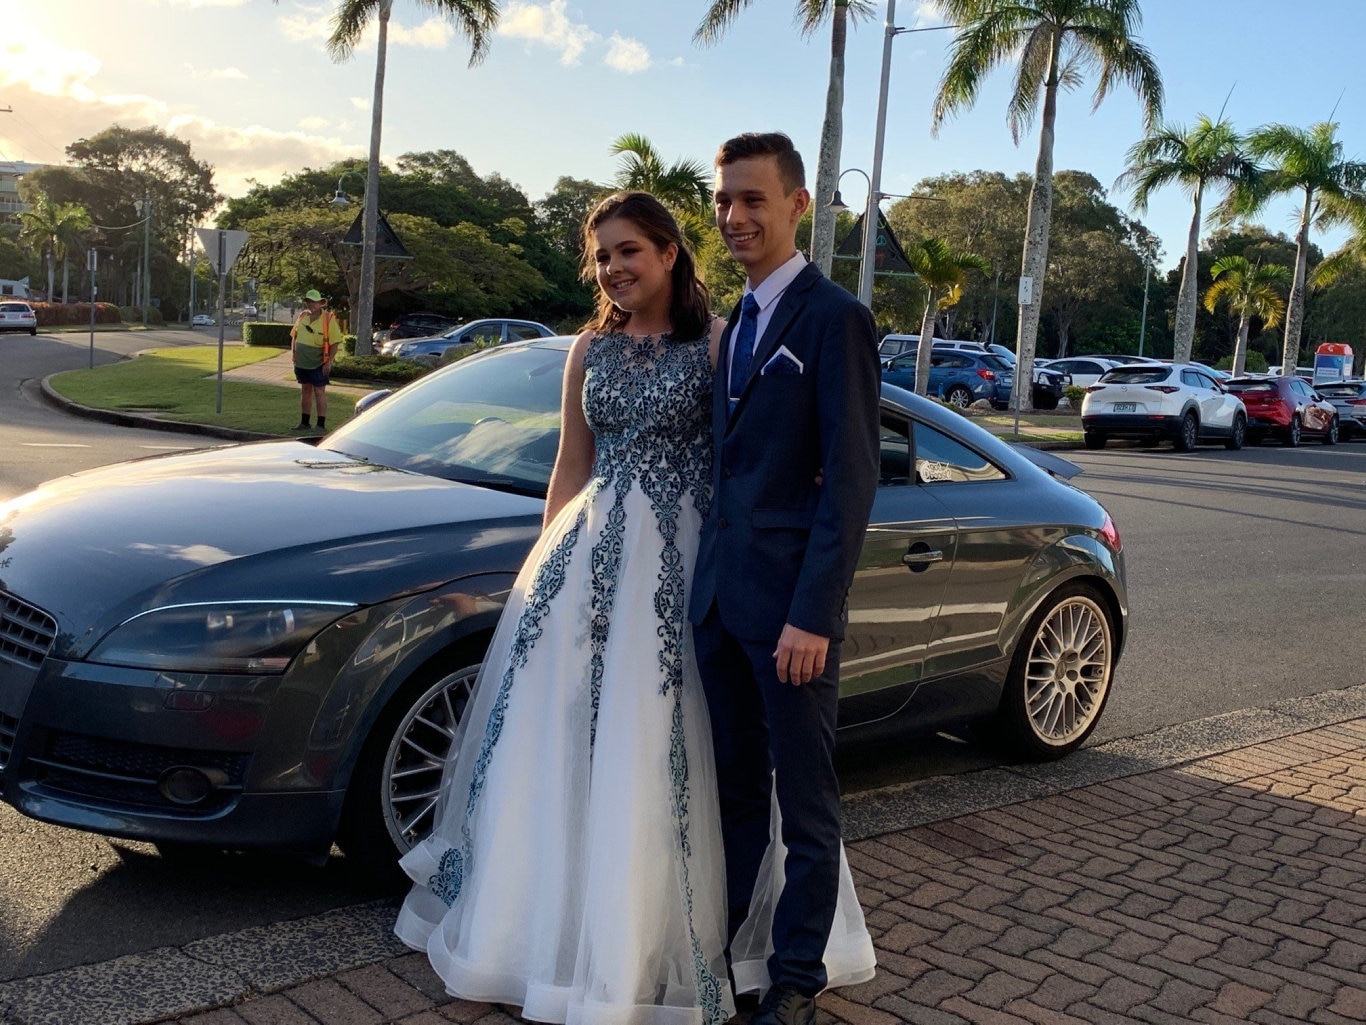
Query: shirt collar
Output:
[[744, 251, 807, 313]]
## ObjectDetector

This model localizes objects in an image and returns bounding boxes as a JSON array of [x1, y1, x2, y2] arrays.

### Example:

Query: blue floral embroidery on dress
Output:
[[430, 328, 725, 1023]]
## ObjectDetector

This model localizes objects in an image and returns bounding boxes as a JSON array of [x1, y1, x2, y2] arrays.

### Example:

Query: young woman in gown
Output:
[[395, 192, 874, 1025]]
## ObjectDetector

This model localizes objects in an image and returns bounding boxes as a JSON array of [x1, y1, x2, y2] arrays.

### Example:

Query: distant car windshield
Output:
[[981, 354, 1012, 372], [1, 303, 31, 313], [1225, 381, 1275, 394], [1316, 382, 1364, 396], [1100, 367, 1171, 385], [323, 343, 567, 494]]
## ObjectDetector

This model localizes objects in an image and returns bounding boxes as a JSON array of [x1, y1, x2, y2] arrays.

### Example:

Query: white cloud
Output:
[[389, 17, 454, 49], [278, 5, 332, 43], [297, 115, 329, 130], [183, 63, 248, 82], [499, 0, 598, 66], [604, 34, 651, 74], [350, 96, 369, 111], [278, 4, 451, 50], [911, 2, 951, 28]]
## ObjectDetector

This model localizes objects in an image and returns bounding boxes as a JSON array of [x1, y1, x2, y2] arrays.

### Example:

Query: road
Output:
[[2, 331, 1364, 986]]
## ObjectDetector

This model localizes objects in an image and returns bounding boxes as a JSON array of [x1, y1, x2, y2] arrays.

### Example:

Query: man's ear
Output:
[[790, 186, 811, 223]]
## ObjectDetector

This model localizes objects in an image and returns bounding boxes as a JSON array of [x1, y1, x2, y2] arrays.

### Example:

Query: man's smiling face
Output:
[[713, 155, 809, 287]]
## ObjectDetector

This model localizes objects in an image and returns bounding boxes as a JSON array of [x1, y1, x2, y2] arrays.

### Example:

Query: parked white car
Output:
[[1081, 363, 1247, 452], [0, 300, 38, 336], [1038, 356, 1121, 390], [191, 314, 215, 327]]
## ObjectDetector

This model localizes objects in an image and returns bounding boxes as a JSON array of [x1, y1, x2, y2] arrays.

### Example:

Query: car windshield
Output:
[[986, 343, 1015, 362], [981, 354, 1012, 372], [1225, 381, 1275, 394], [322, 344, 567, 494], [1099, 367, 1171, 384], [1316, 382, 1364, 396], [1, 303, 31, 312]]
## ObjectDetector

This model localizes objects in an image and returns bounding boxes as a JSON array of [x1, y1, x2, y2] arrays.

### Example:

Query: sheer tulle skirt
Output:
[[396, 481, 874, 1025]]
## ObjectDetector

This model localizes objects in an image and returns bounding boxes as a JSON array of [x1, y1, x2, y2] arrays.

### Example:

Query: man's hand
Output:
[[773, 623, 830, 686]]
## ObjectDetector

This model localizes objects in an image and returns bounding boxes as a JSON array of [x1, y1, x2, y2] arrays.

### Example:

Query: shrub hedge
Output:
[[29, 302, 123, 326], [242, 322, 293, 347], [118, 305, 165, 326], [331, 354, 432, 385]]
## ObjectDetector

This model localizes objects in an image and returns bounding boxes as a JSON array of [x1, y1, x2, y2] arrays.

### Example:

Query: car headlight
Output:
[[88, 601, 357, 673]]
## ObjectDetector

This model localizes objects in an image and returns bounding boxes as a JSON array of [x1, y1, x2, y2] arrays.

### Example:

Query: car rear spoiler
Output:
[[1012, 444, 1083, 480]]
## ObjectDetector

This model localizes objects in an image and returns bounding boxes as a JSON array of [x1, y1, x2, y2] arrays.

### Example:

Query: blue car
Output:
[[882, 350, 1014, 408]]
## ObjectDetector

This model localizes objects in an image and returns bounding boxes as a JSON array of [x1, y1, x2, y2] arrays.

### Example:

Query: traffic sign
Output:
[[195, 228, 249, 275]]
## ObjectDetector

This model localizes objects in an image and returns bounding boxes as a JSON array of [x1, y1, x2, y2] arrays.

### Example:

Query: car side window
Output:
[[1181, 369, 1203, 389], [912, 421, 1006, 484], [464, 325, 504, 347], [878, 413, 912, 486], [508, 323, 545, 341], [890, 352, 917, 370]]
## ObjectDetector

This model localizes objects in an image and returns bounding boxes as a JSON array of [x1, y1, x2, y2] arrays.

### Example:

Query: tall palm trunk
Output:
[[810, 6, 847, 276], [1172, 182, 1203, 364], [61, 254, 70, 304], [1282, 190, 1312, 376], [46, 250, 56, 304], [1013, 30, 1062, 412], [1232, 314, 1251, 378], [355, 0, 392, 357], [913, 287, 940, 396]]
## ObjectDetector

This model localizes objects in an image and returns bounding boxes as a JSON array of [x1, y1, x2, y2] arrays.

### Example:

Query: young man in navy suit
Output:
[[690, 132, 881, 1024]]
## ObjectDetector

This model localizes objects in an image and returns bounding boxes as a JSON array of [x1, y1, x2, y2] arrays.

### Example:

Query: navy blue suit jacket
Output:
[[689, 262, 881, 643]]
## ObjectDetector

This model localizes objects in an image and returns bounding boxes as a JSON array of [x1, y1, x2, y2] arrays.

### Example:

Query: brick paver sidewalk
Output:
[[160, 718, 1366, 1025]]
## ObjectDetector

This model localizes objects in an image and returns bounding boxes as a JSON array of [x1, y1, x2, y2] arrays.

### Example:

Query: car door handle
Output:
[[902, 548, 944, 570]]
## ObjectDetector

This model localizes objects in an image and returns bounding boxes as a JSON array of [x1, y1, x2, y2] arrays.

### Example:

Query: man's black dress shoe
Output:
[[750, 985, 816, 1025]]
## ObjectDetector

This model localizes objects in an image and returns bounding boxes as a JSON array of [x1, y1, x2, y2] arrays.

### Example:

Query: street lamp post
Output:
[[133, 192, 151, 327], [329, 172, 372, 349], [1137, 235, 1159, 357]]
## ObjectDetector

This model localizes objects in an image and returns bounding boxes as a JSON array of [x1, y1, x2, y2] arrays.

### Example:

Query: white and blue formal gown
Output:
[[395, 330, 875, 1025]]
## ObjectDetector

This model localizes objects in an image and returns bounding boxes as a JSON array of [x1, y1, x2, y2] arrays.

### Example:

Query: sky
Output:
[[5, 0, 1366, 271]]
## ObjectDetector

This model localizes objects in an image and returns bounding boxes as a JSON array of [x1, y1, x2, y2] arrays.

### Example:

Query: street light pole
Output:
[[1138, 262, 1151, 358], [140, 191, 151, 327]]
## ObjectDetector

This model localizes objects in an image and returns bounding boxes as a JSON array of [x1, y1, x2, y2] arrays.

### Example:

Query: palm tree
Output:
[[609, 133, 711, 215], [695, 1, 875, 277], [19, 194, 91, 304], [55, 206, 93, 304], [1227, 121, 1366, 376], [931, 0, 1162, 409], [327, 0, 500, 354], [905, 236, 990, 397], [1117, 115, 1254, 365], [1202, 256, 1289, 378]]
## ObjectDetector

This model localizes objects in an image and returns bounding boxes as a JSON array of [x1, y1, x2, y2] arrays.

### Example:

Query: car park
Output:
[[881, 348, 1013, 408], [1038, 356, 1121, 390], [1224, 376, 1338, 446], [1081, 363, 1247, 451], [0, 300, 38, 335], [0, 337, 1126, 874], [379, 312, 461, 347], [877, 337, 1065, 409], [1314, 379, 1366, 440], [387, 318, 555, 364], [191, 314, 215, 327]]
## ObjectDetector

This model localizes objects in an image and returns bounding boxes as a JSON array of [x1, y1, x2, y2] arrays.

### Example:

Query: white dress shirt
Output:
[[727, 250, 808, 382]]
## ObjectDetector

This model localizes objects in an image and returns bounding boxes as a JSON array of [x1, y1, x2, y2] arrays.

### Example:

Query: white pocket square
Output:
[[760, 345, 804, 376]]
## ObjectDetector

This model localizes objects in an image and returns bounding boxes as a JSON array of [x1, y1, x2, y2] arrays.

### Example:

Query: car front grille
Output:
[[0, 592, 58, 668], [0, 713, 17, 776], [27, 731, 250, 815]]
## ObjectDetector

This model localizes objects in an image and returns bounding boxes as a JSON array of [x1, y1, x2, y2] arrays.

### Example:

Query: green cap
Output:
[[303, 289, 323, 302]]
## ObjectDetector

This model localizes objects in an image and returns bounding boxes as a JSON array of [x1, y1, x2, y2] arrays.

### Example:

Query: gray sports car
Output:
[[0, 338, 1126, 875]]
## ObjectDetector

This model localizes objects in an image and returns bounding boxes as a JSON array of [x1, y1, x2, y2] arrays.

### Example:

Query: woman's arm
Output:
[[542, 330, 596, 529], [706, 315, 725, 372]]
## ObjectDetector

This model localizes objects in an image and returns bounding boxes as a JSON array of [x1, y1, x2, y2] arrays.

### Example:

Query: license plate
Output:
[[1113, 402, 1136, 413]]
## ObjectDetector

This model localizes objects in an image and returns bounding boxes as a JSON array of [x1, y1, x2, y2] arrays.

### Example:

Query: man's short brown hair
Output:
[[714, 132, 806, 195]]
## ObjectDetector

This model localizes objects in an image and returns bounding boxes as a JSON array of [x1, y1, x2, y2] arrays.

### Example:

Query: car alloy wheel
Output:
[[1323, 416, 1338, 446], [1284, 416, 1301, 447], [998, 584, 1115, 759], [1225, 413, 1246, 451], [1174, 411, 1199, 452], [338, 653, 482, 879], [1083, 430, 1106, 450], [945, 385, 973, 408]]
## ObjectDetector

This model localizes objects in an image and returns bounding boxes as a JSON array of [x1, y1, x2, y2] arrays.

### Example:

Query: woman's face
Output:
[[592, 216, 676, 317]]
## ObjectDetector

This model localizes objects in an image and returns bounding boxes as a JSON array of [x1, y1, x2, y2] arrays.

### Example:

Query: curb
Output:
[[38, 376, 281, 444], [3, 684, 1364, 1025]]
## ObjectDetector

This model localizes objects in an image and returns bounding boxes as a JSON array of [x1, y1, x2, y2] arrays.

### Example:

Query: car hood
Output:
[[0, 441, 543, 658]]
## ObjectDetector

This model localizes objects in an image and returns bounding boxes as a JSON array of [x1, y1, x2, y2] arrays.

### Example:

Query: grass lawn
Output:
[[49, 346, 358, 435]]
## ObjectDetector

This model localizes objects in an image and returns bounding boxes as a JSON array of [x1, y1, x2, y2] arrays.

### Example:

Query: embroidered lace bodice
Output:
[[582, 330, 713, 513]]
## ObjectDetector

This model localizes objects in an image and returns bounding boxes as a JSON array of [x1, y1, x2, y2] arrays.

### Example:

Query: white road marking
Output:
[[21, 443, 91, 448]]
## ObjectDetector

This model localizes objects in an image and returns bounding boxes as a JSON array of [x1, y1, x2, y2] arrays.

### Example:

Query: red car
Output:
[[1225, 376, 1339, 447]]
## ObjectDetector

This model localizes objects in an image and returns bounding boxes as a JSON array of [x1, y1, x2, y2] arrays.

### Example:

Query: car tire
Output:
[[1323, 416, 1339, 446], [1173, 411, 1199, 452], [29, 328, 37, 336], [1283, 416, 1301, 448], [1225, 413, 1246, 451], [995, 582, 1116, 760], [944, 385, 973, 408], [337, 644, 485, 884], [1083, 430, 1106, 450]]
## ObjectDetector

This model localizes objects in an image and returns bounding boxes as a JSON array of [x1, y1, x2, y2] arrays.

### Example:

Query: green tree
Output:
[[1229, 121, 1366, 376], [1201, 256, 1289, 377], [18, 193, 91, 303], [695, 1, 875, 277], [905, 237, 990, 396], [535, 176, 607, 259], [1117, 115, 1255, 364], [608, 133, 717, 254], [326, 0, 500, 353], [931, 0, 1162, 408]]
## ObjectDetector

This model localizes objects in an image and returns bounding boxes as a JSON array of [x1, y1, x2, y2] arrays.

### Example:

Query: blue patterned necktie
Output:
[[728, 292, 760, 417]]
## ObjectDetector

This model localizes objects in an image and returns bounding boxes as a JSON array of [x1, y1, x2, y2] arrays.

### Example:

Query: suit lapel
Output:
[[727, 263, 822, 429]]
